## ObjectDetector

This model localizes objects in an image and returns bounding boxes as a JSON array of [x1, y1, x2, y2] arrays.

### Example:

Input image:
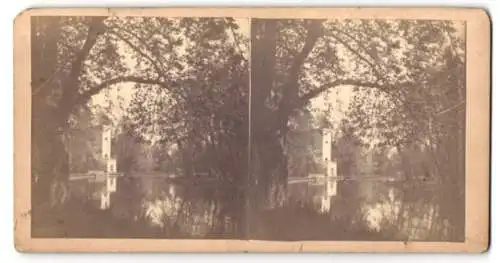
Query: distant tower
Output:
[[323, 129, 338, 197], [100, 125, 118, 210], [322, 130, 332, 163], [100, 191, 111, 210], [326, 173, 337, 196], [328, 162, 337, 178], [322, 130, 338, 178], [102, 125, 112, 160], [106, 159, 117, 192], [320, 195, 330, 213]]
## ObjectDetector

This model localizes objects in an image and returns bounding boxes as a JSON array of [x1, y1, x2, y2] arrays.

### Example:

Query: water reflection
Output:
[[67, 174, 456, 241]]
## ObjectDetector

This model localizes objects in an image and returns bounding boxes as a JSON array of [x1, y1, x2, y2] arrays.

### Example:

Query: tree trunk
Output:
[[248, 131, 288, 238], [31, 16, 74, 206]]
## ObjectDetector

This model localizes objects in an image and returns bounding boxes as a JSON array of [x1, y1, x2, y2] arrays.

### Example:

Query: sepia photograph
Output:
[[13, 8, 490, 252], [30, 15, 250, 239], [249, 18, 466, 241]]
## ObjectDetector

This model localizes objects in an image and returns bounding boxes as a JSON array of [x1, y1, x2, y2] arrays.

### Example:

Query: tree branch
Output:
[[59, 17, 108, 109], [286, 20, 325, 82], [75, 76, 168, 106], [276, 20, 325, 134], [298, 79, 425, 132], [32, 68, 59, 96], [325, 31, 383, 81], [298, 79, 382, 107], [109, 27, 165, 76], [330, 26, 383, 75], [227, 20, 246, 60], [67, 17, 107, 86], [435, 100, 465, 117]]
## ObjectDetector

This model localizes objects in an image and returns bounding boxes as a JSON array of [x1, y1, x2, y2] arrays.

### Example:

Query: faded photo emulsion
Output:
[[16, 8, 490, 252], [31, 16, 250, 239], [249, 19, 466, 241]]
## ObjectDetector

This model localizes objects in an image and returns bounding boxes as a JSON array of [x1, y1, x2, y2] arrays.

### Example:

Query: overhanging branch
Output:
[[108, 30, 164, 77], [65, 17, 107, 87], [276, 20, 325, 134], [298, 79, 382, 107], [298, 79, 423, 127], [75, 76, 168, 106], [329, 27, 383, 79], [325, 32, 383, 81], [59, 17, 108, 109]]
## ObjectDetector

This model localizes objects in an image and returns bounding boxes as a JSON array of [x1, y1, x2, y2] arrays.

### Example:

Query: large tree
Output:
[[125, 17, 249, 235], [32, 16, 250, 237], [250, 19, 465, 238], [31, 16, 245, 217]]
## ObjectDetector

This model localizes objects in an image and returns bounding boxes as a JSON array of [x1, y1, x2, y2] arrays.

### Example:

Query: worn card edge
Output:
[[13, 7, 491, 253]]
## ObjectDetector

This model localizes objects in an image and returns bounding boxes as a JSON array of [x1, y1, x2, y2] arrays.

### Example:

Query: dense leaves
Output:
[[125, 18, 248, 182], [252, 19, 465, 239], [32, 16, 465, 240], [31, 16, 246, 208]]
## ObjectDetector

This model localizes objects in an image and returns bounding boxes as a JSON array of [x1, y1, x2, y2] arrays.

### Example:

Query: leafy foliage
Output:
[[32, 16, 466, 240], [125, 18, 249, 180], [31, 16, 248, 211], [252, 19, 465, 239]]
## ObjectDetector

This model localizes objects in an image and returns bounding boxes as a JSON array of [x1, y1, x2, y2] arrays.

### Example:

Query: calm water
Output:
[[67, 175, 457, 241]]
